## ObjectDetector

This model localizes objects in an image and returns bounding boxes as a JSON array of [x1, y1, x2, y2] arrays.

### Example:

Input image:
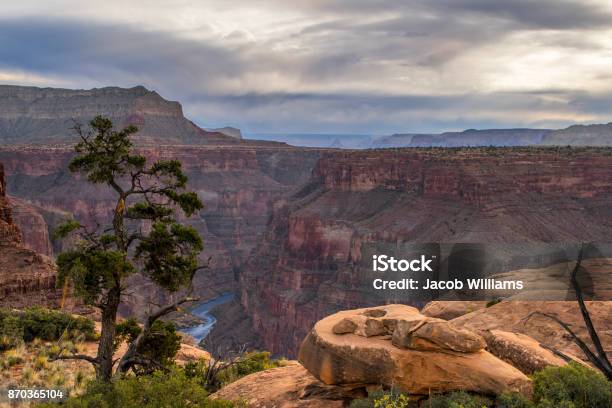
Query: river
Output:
[[179, 292, 234, 343]]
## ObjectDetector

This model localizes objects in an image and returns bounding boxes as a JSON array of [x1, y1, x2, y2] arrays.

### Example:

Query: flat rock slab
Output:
[[211, 361, 361, 408], [299, 304, 532, 397]]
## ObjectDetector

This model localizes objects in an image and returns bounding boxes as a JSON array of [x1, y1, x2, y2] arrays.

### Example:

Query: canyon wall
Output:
[[226, 147, 612, 357], [0, 145, 322, 315], [0, 162, 68, 309]]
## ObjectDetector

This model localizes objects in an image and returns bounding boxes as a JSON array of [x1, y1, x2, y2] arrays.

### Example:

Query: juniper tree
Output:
[[55, 116, 205, 381]]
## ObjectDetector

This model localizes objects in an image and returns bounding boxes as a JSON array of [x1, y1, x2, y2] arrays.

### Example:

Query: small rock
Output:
[[411, 320, 486, 353], [332, 318, 357, 334]]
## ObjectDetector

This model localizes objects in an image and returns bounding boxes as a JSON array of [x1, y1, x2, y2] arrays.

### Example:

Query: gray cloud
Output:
[[1, 0, 612, 134]]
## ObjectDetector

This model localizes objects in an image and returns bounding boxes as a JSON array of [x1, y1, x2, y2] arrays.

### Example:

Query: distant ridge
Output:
[[373, 126, 612, 148], [0, 85, 279, 146]]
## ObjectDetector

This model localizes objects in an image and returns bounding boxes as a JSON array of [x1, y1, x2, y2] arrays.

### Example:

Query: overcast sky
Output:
[[2, 0, 612, 134]]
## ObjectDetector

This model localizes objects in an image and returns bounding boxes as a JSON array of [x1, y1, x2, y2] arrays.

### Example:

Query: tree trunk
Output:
[[96, 287, 120, 381]]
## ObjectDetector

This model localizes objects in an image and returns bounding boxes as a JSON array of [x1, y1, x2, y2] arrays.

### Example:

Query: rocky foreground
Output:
[[212, 300, 610, 407]]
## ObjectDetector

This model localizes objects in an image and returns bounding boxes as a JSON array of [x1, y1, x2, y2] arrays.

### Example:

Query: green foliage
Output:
[[0, 307, 95, 346], [350, 389, 410, 408], [38, 368, 239, 408], [496, 392, 533, 408], [348, 363, 612, 408], [134, 222, 203, 292], [374, 393, 410, 408], [185, 350, 283, 392], [113, 319, 181, 373], [136, 321, 182, 371], [57, 249, 135, 305], [426, 391, 491, 408], [53, 219, 82, 240], [114, 318, 141, 352], [531, 362, 612, 408], [69, 116, 138, 185], [0, 313, 24, 350], [220, 351, 281, 382]]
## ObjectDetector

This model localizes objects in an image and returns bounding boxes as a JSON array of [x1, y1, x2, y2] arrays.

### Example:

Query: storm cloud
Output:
[[1, 0, 612, 134]]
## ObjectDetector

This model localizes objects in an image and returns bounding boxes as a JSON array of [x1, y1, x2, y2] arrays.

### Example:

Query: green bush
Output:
[[349, 363, 611, 408], [350, 389, 410, 408], [0, 313, 24, 350], [532, 362, 611, 408], [496, 392, 533, 408], [185, 350, 283, 392], [216, 351, 282, 386], [426, 391, 491, 408], [38, 368, 239, 408], [136, 320, 182, 371], [0, 307, 96, 344]]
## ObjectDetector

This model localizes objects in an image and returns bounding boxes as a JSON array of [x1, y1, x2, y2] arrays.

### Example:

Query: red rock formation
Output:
[[0, 145, 323, 316], [0, 162, 68, 309], [0, 164, 21, 247], [235, 147, 612, 357], [9, 196, 54, 256]]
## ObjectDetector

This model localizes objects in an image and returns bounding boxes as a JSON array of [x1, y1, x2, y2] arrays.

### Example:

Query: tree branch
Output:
[[49, 353, 98, 366], [570, 243, 610, 368]]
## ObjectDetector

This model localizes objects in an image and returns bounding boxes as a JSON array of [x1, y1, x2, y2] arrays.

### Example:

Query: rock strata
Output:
[[212, 361, 359, 407], [482, 330, 569, 374], [451, 300, 612, 363], [0, 162, 67, 308], [299, 305, 532, 397]]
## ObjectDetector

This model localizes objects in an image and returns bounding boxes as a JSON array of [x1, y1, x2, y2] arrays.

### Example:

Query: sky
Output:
[[1, 0, 612, 134]]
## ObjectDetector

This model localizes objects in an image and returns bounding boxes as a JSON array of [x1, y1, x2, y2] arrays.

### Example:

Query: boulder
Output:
[[451, 301, 612, 363], [299, 305, 532, 397], [393, 319, 486, 353], [421, 301, 488, 320], [211, 361, 363, 407]]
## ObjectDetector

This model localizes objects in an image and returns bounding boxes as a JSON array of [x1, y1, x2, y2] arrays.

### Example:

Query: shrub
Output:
[[34, 354, 49, 371], [38, 368, 240, 408], [350, 389, 410, 408], [20, 307, 96, 342], [532, 362, 612, 408], [426, 391, 491, 408], [185, 350, 283, 392], [136, 320, 182, 371], [373, 392, 410, 408], [5, 347, 25, 367], [0, 313, 24, 350], [216, 351, 282, 387], [496, 392, 533, 408], [0, 307, 96, 344]]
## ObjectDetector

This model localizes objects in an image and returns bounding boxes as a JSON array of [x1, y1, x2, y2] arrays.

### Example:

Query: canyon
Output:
[[227, 148, 612, 356], [1, 85, 611, 360], [0, 145, 322, 315]]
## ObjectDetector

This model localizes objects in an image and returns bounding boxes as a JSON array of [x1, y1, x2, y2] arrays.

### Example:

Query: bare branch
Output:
[[49, 353, 98, 367]]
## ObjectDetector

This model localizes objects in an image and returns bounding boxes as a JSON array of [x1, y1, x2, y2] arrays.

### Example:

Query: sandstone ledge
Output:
[[299, 305, 532, 397]]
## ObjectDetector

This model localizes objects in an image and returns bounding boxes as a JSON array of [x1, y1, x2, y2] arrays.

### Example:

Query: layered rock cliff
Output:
[[229, 147, 612, 357], [0, 163, 67, 308], [0, 145, 322, 315], [0, 85, 281, 146]]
